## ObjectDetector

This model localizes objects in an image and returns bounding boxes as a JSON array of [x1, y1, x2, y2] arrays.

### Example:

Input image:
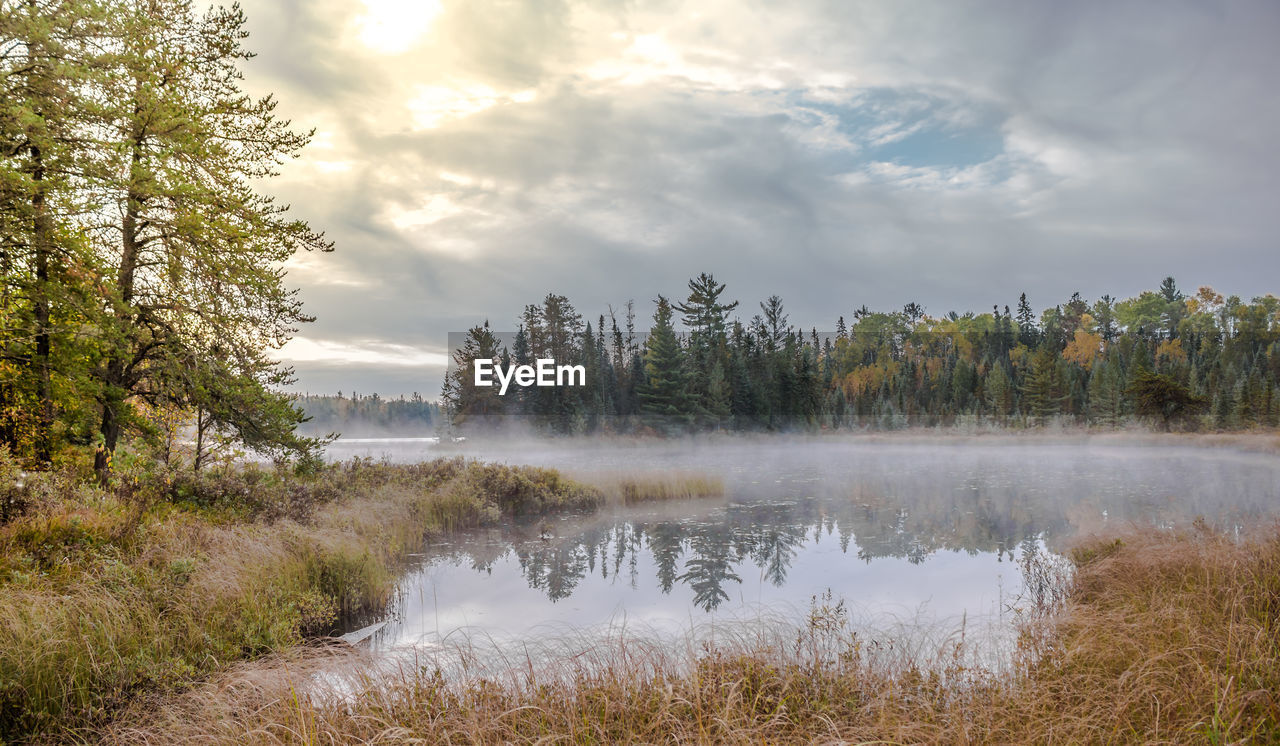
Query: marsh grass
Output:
[[107, 524, 1280, 744], [585, 471, 725, 505], [0, 457, 601, 739], [111, 602, 999, 745]]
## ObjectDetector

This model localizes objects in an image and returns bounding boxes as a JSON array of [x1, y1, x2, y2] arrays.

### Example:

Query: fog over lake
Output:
[[324, 437, 1280, 658]]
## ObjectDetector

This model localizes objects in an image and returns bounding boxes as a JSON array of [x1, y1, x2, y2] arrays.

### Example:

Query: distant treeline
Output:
[[442, 274, 1280, 433], [295, 393, 441, 437]]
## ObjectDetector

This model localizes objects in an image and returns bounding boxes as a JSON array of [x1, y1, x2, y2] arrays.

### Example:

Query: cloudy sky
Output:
[[237, 0, 1280, 396]]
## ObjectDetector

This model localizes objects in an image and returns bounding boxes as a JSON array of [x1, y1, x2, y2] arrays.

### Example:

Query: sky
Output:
[[234, 0, 1280, 397]]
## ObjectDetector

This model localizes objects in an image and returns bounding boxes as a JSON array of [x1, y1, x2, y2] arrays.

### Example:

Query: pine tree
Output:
[[1128, 368, 1206, 430], [1158, 277, 1185, 338], [1016, 293, 1039, 347], [674, 272, 738, 342], [536, 294, 583, 431], [88, 0, 331, 479], [510, 324, 532, 415], [705, 358, 731, 426], [638, 296, 690, 425], [674, 272, 737, 416], [1021, 346, 1064, 422], [760, 295, 789, 351], [1093, 294, 1118, 342], [1087, 359, 1124, 428], [984, 362, 1014, 419], [440, 322, 503, 427]]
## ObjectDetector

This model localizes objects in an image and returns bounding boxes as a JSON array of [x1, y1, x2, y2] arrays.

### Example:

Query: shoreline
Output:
[[3, 440, 1278, 741], [372, 427, 1280, 455], [108, 526, 1280, 743]]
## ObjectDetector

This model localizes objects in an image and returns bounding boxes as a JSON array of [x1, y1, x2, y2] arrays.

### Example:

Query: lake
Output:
[[323, 436, 1280, 664]]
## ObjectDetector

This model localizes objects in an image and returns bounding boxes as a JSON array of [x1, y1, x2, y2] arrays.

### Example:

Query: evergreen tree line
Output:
[[294, 393, 440, 438], [443, 274, 1280, 433], [1, 1, 328, 477]]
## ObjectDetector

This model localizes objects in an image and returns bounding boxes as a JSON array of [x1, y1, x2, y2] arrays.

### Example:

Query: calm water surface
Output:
[[323, 437, 1280, 656]]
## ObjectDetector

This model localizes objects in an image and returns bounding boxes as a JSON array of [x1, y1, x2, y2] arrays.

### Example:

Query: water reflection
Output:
[[331, 440, 1280, 649], [439, 487, 1071, 616]]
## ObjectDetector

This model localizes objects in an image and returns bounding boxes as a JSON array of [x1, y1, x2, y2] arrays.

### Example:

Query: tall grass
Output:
[[584, 471, 725, 505], [107, 525, 1280, 744], [0, 457, 601, 739]]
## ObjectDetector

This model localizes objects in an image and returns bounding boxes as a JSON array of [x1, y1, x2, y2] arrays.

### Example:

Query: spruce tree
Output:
[[984, 362, 1014, 419], [440, 322, 503, 427], [674, 272, 737, 416], [1016, 293, 1039, 347], [1087, 359, 1124, 427], [1021, 346, 1064, 423], [638, 296, 690, 424]]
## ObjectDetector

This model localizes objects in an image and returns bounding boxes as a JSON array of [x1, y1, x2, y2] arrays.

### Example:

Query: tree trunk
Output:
[[194, 409, 207, 472], [31, 144, 54, 463], [0, 244, 14, 452], [94, 126, 145, 483], [94, 402, 120, 485]]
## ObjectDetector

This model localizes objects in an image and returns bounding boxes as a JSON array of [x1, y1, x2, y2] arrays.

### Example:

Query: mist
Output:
[[324, 433, 1280, 655]]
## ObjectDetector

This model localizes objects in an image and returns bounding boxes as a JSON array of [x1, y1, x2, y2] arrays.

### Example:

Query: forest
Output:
[[443, 273, 1280, 433], [294, 392, 441, 438]]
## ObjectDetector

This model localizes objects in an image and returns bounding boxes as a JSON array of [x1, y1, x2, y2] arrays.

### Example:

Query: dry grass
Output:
[[999, 524, 1280, 742], [104, 524, 1280, 744], [0, 457, 601, 740], [584, 471, 726, 506]]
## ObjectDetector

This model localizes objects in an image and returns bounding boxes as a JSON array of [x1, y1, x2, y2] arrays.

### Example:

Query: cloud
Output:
[[281, 337, 449, 367], [234, 0, 1280, 394]]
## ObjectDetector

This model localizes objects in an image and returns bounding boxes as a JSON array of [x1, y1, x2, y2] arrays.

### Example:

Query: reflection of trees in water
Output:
[[843, 477, 1070, 566], [517, 539, 591, 601], [735, 508, 809, 587], [677, 530, 742, 611], [672, 506, 812, 610], [492, 455, 1264, 608], [500, 484, 1067, 609], [647, 522, 684, 593], [426, 447, 1280, 610]]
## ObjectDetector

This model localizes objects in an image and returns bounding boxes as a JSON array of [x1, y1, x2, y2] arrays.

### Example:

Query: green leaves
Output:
[[638, 295, 691, 422], [1126, 369, 1208, 430], [2, 0, 331, 473]]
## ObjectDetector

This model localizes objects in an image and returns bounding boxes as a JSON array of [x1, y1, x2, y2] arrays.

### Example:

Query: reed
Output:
[[586, 471, 726, 505]]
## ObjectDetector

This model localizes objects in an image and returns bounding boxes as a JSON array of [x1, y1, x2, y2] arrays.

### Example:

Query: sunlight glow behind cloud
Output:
[[355, 0, 443, 53], [407, 84, 538, 129], [282, 337, 450, 368]]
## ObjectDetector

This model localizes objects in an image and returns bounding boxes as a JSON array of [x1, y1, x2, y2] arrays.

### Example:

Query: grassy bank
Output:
[[0, 456, 601, 740], [109, 525, 1280, 744]]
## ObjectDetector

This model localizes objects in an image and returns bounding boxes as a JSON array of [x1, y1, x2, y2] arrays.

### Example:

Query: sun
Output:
[[355, 0, 443, 54]]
